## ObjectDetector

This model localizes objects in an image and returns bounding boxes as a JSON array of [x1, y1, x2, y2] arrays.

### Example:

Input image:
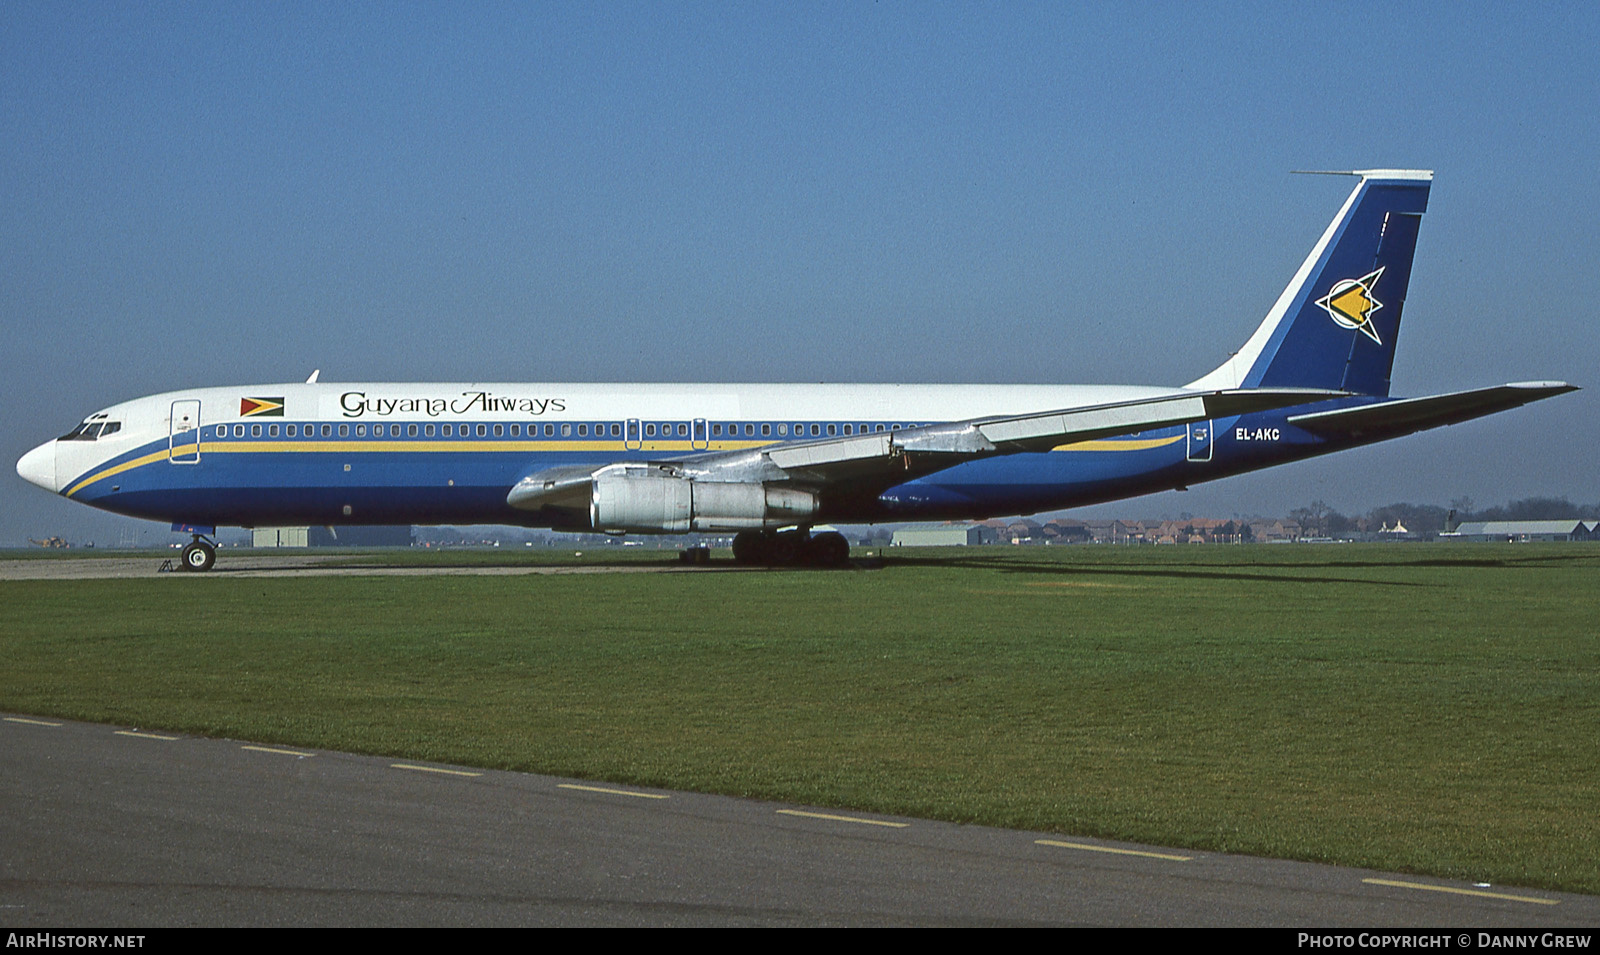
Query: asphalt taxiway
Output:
[[4, 714, 1595, 927]]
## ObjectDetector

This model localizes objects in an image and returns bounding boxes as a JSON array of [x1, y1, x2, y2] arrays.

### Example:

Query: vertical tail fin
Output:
[[1189, 169, 1432, 396]]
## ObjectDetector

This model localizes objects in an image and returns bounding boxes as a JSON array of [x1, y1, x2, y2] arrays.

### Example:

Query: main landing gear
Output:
[[730, 529, 851, 568], [180, 535, 217, 572]]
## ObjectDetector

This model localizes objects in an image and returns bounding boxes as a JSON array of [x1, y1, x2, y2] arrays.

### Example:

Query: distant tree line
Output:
[[1289, 496, 1600, 537]]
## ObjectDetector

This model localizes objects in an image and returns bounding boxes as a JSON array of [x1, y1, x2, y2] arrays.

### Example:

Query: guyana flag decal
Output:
[[240, 397, 285, 417]]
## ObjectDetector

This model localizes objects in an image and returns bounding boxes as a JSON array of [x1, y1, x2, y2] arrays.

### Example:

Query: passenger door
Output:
[[1186, 419, 1213, 463], [170, 399, 201, 464]]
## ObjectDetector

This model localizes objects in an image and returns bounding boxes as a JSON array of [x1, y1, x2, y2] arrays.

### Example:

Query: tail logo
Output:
[[1315, 267, 1385, 344]]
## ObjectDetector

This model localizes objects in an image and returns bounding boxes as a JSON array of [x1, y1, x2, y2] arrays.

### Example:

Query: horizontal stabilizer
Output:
[[1287, 382, 1577, 440]]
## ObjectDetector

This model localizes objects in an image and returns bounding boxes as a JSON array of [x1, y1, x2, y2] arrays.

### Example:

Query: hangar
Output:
[[1449, 520, 1597, 542]]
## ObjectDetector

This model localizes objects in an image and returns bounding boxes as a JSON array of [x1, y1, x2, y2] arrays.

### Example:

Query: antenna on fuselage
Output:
[[306, 369, 320, 384]]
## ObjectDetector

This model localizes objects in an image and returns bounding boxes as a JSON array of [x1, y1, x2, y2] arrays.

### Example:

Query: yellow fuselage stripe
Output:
[[1053, 435, 1185, 452]]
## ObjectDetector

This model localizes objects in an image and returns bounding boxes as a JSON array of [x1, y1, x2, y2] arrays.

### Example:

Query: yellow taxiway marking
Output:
[[391, 763, 482, 777], [115, 730, 181, 741], [4, 717, 62, 727], [1362, 878, 1559, 905], [242, 745, 315, 757], [776, 809, 909, 828], [1035, 839, 1192, 861], [558, 783, 669, 800]]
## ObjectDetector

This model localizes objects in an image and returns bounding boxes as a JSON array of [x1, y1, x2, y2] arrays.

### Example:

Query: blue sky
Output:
[[4, 2, 1597, 544]]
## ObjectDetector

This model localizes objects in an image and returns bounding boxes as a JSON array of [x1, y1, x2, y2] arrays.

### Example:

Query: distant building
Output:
[[1248, 520, 1303, 543], [1041, 519, 1091, 543], [253, 527, 309, 548], [1449, 521, 1596, 542], [891, 525, 991, 547], [253, 526, 414, 547]]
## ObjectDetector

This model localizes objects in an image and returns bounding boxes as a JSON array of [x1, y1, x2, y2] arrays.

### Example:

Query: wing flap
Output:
[[767, 432, 894, 470]]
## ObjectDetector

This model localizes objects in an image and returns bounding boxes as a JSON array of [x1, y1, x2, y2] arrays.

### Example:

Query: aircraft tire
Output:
[[767, 532, 801, 565], [181, 541, 216, 573], [731, 531, 766, 564], [805, 531, 850, 567]]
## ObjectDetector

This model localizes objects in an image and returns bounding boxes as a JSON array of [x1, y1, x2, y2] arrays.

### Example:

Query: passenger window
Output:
[[268, 424, 279, 437], [544, 424, 554, 436], [843, 424, 852, 435], [407, 424, 417, 437], [476, 424, 486, 437], [561, 424, 572, 436], [777, 424, 786, 436], [677, 423, 687, 437], [251, 424, 262, 437], [442, 424, 451, 437], [827, 424, 835, 436], [712, 424, 721, 437], [356, 424, 365, 437], [340, 424, 350, 437], [747, 424, 756, 436], [287, 424, 297, 437], [510, 424, 520, 437], [577, 424, 586, 437], [610, 423, 620, 437], [234, 425, 245, 437], [494, 424, 504, 437], [646, 423, 656, 437]]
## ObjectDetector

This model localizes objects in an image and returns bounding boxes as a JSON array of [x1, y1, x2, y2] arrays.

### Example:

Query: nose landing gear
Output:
[[180, 535, 216, 572]]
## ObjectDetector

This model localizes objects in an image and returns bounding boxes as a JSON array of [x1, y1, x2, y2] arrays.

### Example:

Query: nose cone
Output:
[[17, 440, 58, 493]]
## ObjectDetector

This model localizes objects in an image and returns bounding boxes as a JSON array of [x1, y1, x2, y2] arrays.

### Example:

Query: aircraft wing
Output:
[[508, 387, 1341, 512], [1286, 382, 1577, 441]]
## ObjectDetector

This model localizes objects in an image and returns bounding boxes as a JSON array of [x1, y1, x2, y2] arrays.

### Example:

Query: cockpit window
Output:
[[59, 419, 119, 441]]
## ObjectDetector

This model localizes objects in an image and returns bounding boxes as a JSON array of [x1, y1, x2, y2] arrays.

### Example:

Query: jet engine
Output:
[[589, 465, 817, 533]]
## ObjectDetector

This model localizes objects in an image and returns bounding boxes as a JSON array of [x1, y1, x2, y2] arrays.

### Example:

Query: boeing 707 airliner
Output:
[[16, 170, 1576, 569]]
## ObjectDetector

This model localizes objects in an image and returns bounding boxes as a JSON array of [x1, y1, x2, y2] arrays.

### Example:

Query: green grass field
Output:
[[2, 543, 1596, 894]]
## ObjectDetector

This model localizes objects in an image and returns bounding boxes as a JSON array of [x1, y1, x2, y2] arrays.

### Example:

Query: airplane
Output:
[[15, 169, 1577, 571]]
